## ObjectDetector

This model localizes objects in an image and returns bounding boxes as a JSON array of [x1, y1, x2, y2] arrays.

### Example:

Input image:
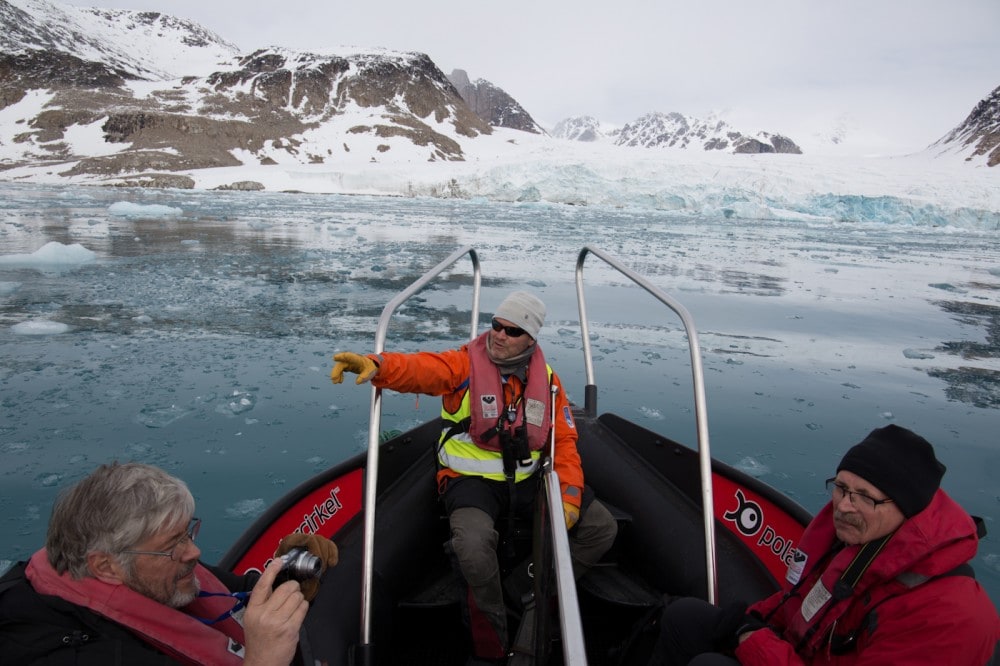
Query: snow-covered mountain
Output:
[[550, 116, 612, 143], [0, 0, 498, 187], [552, 112, 802, 155], [930, 85, 1000, 167], [551, 112, 802, 154], [611, 111, 800, 154], [0, 0, 995, 193], [0, 0, 239, 79]]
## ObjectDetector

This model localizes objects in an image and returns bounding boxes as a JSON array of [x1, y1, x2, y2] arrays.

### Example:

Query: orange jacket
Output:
[[370, 344, 584, 508]]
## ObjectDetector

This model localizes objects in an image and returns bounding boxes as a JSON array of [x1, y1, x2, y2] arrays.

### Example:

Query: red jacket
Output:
[[370, 342, 584, 508], [736, 490, 1000, 665]]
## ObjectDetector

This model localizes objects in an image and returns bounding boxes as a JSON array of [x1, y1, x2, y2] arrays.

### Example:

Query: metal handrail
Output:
[[356, 246, 589, 662], [359, 246, 481, 651], [542, 464, 588, 664], [545, 385, 588, 664], [574, 245, 718, 604]]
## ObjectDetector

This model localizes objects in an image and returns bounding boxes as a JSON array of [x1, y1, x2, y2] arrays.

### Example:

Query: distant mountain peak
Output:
[[932, 85, 1000, 167], [550, 116, 609, 142], [553, 110, 801, 155], [447, 69, 545, 135]]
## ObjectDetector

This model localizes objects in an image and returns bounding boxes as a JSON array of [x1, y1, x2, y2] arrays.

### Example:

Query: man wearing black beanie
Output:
[[648, 424, 1000, 666], [836, 424, 946, 518]]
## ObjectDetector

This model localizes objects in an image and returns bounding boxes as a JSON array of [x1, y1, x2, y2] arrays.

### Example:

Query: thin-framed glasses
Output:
[[121, 517, 201, 560], [491, 318, 527, 337], [825, 478, 893, 510]]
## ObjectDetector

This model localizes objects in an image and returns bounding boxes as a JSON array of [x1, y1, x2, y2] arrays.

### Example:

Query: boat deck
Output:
[[289, 411, 788, 665]]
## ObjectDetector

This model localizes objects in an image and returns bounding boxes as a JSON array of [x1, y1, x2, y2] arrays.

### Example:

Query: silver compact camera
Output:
[[273, 547, 322, 587]]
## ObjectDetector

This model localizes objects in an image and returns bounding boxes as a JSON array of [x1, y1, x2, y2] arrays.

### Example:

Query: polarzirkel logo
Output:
[[723, 488, 796, 565], [297, 487, 344, 535]]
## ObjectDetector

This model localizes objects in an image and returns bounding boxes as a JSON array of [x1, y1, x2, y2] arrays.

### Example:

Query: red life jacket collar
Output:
[[26, 549, 247, 665]]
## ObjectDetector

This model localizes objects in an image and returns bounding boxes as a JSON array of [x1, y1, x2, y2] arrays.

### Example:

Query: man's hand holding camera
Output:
[[273, 533, 339, 602], [241, 533, 338, 665]]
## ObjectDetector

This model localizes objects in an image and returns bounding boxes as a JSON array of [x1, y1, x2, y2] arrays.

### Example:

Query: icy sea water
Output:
[[1, 182, 998, 611]]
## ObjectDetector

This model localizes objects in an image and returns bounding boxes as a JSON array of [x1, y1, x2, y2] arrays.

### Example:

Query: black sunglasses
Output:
[[491, 319, 528, 338]]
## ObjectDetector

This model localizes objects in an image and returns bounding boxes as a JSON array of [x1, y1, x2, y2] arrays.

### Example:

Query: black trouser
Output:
[[443, 475, 618, 660], [648, 597, 740, 666]]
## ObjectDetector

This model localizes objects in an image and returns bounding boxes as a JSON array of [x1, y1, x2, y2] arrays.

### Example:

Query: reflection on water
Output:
[[926, 367, 1000, 409], [927, 298, 1000, 408], [717, 268, 787, 297], [934, 300, 1000, 360], [927, 298, 1000, 409], [1, 183, 998, 609]]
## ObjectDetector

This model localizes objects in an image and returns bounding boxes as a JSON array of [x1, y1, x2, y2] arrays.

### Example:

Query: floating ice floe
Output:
[[108, 201, 183, 217], [0, 241, 96, 271], [218, 389, 256, 415], [225, 498, 266, 520], [733, 456, 770, 478], [137, 404, 190, 428], [11, 320, 70, 335]]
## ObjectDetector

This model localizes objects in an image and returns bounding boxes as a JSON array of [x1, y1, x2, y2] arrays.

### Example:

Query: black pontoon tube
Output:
[[575, 244, 718, 604]]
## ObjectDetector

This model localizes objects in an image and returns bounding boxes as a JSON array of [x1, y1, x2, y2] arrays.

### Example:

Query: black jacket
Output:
[[0, 561, 258, 665]]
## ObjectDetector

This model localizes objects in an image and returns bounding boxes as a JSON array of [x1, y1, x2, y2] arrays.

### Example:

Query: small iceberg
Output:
[[0, 242, 96, 271], [108, 201, 183, 217], [11, 320, 71, 335]]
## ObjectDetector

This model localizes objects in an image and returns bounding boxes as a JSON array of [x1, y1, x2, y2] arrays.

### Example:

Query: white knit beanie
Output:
[[493, 291, 546, 339]]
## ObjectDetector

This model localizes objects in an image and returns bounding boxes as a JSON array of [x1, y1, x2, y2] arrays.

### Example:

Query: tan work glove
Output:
[[273, 533, 339, 602], [563, 501, 580, 530], [330, 352, 379, 385]]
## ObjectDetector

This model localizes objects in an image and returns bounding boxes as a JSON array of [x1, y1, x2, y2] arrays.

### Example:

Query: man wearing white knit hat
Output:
[[331, 290, 617, 665]]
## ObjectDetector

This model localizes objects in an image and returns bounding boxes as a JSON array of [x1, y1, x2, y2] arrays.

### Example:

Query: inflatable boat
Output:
[[219, 245, 812, 665]]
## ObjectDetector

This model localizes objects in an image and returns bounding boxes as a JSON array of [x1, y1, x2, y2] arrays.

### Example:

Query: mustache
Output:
[[834, 510, 863, 528]]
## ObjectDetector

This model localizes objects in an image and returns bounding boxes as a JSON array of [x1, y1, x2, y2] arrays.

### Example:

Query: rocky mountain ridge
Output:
[[1, 0, 500, 188], [931, 84, 1000, 167], [0, 0, 239, 80], [552, 111, 803, 154], [447, 69, 544, 135]]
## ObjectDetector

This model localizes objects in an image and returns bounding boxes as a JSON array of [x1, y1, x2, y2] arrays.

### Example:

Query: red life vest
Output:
[[464, 331, 553, 454], [26, 549, 247, 665]]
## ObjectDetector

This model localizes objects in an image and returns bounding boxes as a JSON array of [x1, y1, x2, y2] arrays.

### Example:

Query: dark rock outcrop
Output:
[[447, 69, 545, 134]]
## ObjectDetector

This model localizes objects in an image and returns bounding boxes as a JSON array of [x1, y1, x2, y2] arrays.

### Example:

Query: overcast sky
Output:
[[62, 0, 1000, 154]]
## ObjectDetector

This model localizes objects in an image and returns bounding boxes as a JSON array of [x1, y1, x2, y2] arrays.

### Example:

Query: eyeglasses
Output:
[[491, 319, 528, 338], [121, 517, 201, 560], [825, 479, 893, 510]]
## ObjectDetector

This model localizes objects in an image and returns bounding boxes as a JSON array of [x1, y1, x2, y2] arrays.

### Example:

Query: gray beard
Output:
[[171, 571, 201, 609], [124, 566, 200, 609]]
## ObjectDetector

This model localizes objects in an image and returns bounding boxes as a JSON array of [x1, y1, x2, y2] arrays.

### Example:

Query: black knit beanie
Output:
[[836, 424, 946, 517]]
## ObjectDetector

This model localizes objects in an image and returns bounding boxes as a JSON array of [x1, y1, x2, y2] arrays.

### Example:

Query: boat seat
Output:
[[577, 563, 662, 608], [397, 566, 464, 608], [397, 498, 635, 610]]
